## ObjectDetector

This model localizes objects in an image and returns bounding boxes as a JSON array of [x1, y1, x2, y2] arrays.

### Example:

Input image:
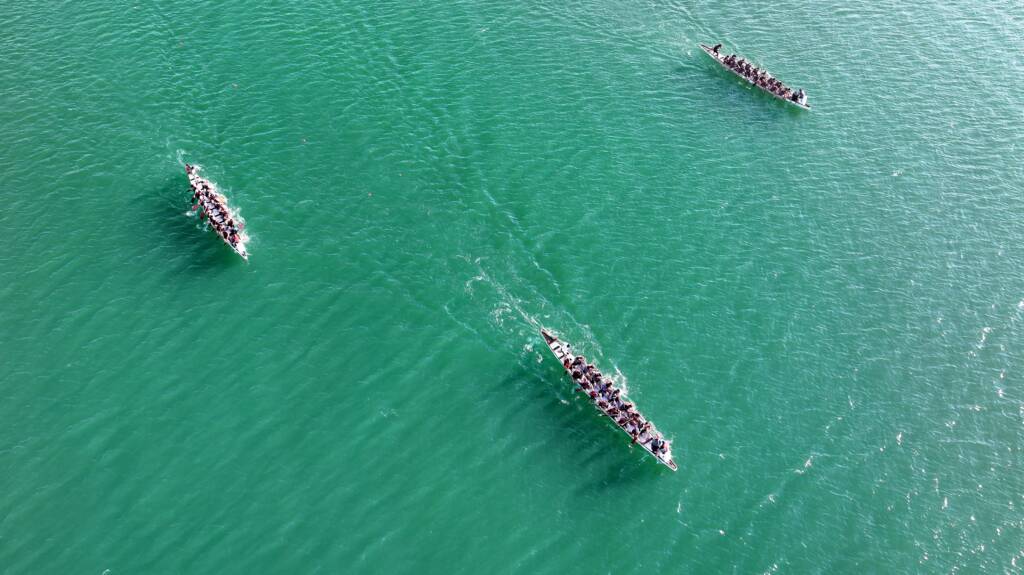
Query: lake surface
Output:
[[2, 1, 1023, 572]]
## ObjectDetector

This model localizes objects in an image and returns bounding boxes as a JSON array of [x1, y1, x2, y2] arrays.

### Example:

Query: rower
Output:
[[634, 425, 649, 444], [624, 419, 638, 434]]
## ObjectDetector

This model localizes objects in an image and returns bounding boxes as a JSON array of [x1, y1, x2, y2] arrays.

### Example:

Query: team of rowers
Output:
[[710, 44, 807, 105], [185, 164, 246, 249], [561, 353, 672, 458]]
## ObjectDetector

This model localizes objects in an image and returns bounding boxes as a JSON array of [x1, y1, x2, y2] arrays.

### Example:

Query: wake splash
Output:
[[460, 255, 626, 388]]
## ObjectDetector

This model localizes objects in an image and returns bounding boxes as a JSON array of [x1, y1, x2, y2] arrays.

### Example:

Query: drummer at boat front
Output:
[[712, 43, 721, 54]]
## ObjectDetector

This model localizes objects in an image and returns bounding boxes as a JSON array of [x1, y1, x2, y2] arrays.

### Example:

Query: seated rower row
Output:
[[720, 53, 806, 104], [189, 179, 244, 246], [561, 354, 671, 456]]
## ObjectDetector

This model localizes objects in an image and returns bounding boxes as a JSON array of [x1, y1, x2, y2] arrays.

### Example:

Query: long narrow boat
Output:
[[541, 328, 677, 471], [699, 43, 810, 110], [185, 164, 250, 261]]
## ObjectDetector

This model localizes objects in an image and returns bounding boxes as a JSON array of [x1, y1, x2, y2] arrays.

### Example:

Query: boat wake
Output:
[[460, 256, 631, 392]]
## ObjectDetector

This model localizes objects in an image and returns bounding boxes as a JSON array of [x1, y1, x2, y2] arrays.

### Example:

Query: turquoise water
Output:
[[2, 1, 1023, 573]]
